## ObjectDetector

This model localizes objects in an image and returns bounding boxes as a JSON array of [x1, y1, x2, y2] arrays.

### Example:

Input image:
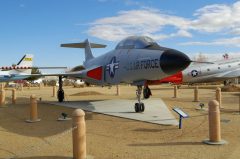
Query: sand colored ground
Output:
[[0, 85, 239, 159]]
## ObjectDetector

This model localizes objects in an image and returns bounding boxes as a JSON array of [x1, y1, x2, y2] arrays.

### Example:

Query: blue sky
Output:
[[0, 0, 240, 68]]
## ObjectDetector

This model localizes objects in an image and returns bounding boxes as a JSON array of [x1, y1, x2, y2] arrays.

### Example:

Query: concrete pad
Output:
[[49, 99, 178, 126]]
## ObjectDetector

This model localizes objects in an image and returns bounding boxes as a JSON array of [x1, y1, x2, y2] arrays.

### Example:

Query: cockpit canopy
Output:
[[115, 36, 161, 50]]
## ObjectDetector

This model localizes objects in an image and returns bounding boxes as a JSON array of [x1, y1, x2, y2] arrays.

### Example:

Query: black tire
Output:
[[58, 90, 65, 102], [135, 103, 140, 113], [140, 103, 145, 112], [143, 87, 151, 99]]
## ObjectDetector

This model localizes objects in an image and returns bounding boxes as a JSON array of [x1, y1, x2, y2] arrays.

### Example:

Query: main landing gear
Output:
[[58, 76, 65, 102], [143, 86, 152, 99], [135, 86, 145, 113]]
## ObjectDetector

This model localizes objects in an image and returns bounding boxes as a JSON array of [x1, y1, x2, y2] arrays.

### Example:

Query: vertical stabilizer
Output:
[[61, 39, 106, 63], [16, 54, 33, 67], [84, 39, 94, 61], [10, 54, 34, 74]]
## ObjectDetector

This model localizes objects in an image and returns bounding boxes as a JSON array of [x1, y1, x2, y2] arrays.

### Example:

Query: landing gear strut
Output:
[[134, 86, 145, 113], [58, 76, 65, 102]]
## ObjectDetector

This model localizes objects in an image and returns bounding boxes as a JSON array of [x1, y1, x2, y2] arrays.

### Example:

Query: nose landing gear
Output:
[[134, 86, 145, 113]]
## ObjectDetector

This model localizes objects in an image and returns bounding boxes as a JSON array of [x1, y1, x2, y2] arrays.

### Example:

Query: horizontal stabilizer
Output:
[[61, 42, 106, 48], [29, 66, 103, 81], [61, 39, 106, 62]]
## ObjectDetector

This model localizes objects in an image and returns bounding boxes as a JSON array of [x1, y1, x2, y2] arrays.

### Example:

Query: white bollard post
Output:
[[0, 89, 6, 106], [173, 85, 178, 98], [116, 85, 120, 96], [203, 100, 227, 145], [72, 109, 86, 159], [193, 86, 199, 102], [216, 87, 222, 109], [12, 89, 16, 104], [25, 95, 41, 123]]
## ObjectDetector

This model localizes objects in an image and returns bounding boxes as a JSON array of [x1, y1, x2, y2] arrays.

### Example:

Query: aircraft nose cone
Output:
[[160, 49, 191, 75]]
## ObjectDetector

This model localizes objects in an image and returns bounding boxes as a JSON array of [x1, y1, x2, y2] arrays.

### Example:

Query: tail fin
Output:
[[11, 54, 34, 74], [61, 39, 106, 62], [16, 54, 34, 67]]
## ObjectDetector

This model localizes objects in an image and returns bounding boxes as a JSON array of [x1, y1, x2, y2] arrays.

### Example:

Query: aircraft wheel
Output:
[[135, 103, 145, 113], [58, 89, 64, 102], [135, 103, 140, 113], [143, 88, 151, 99], [140, 103, 145, 112]]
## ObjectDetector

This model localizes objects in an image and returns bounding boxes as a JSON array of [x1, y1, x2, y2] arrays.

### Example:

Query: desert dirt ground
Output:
[[0, 84, 239, 159]]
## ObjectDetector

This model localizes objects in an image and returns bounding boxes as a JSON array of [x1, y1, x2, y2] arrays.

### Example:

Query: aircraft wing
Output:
[[215, 68, 240, 78], [31, 70, 84, 78], [31, 65, 103, 81]]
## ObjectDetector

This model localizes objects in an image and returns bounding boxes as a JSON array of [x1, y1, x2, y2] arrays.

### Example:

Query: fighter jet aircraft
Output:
[[147, 57, 240, 85], [0, 54, 67, 82], [38, 36, 191, 112]]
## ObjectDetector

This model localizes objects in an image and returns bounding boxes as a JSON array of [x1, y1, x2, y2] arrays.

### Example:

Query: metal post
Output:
[[179, 116, 182, 129], [173, 85, 178, 98]]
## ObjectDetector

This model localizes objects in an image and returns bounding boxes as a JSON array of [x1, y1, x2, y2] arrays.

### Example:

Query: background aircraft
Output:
[[147, 57, 240, 85], [38, 36, 191, 112], [0, 54, 67, 82], [0, 54, 34, 82]]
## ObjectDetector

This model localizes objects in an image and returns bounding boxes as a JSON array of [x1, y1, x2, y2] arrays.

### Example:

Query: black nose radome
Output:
[[160, 49, 191, 75]]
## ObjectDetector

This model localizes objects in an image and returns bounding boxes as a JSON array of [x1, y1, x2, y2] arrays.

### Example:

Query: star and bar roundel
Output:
[[191, 70, 199, 77], [106, 56, 119, 78]]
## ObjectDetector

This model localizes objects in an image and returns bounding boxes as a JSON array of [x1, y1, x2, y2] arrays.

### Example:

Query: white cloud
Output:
[[87, 1, 240, 47], [190, 2, 240, 34], [180, 37, 240, 47], [88, 9, 191, 41]]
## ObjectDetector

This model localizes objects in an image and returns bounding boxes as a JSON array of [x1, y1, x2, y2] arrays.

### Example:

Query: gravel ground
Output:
[[0, 85, 239, 159]]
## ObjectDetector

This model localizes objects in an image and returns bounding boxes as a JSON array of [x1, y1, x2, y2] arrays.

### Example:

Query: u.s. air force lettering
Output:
[[127, 57, 161, 70]]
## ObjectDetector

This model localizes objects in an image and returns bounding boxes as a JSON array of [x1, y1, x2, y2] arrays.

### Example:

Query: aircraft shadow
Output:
[[52, 100, 104, 112], [13, 156, 72, 159], [128, 141, 203, 147], [0, 97, 82, 138], [132, 127, 176, 132]]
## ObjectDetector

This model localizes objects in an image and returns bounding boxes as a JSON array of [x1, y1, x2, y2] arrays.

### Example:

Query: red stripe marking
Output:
[[147, 72, 183, 85], [87, 66, 102, 80]]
